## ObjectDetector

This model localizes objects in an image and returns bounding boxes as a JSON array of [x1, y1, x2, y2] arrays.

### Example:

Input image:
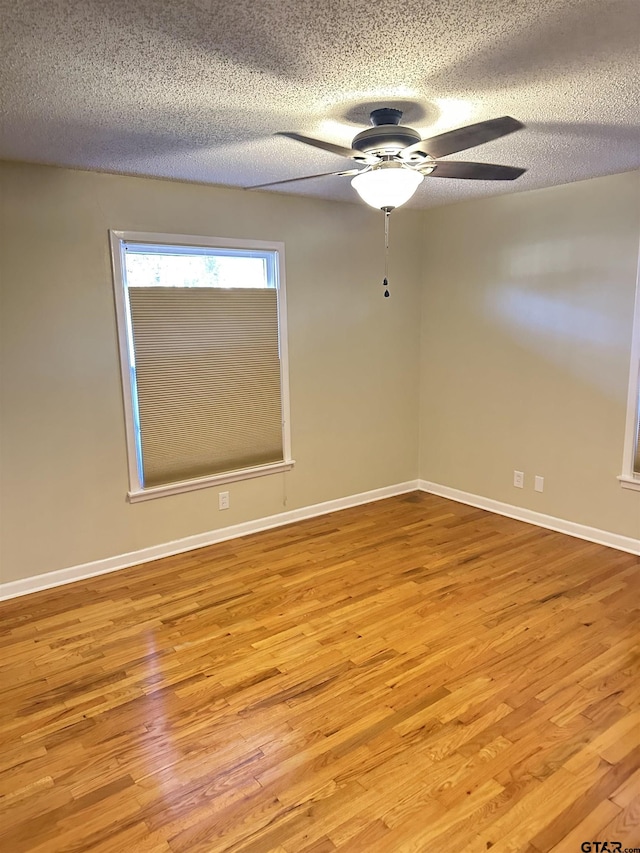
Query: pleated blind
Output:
[[128, 287, 283, 487]]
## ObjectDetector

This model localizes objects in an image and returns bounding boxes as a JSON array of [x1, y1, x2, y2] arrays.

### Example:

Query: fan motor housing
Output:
[[352, 124, 421, 155]]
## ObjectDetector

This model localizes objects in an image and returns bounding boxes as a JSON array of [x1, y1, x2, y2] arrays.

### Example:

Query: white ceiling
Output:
[[1, 0, 639, 208]]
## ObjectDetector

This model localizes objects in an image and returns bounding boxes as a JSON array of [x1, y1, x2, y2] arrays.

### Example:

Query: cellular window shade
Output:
[[128, 287, 283, 488]]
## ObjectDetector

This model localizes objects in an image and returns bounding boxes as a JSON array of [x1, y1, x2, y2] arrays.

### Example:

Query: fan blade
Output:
[[277, 131, 363, 160], [404, 116, 524, 160], [424, 161, 526, 180], [245, 169, 362, 190]]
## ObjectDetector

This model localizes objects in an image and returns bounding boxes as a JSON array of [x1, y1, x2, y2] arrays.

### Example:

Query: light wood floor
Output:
[[1, 493, 639, 852]]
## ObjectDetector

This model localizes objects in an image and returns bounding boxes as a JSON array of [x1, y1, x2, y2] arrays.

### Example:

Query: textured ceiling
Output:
[[1, 0, 639, 208]]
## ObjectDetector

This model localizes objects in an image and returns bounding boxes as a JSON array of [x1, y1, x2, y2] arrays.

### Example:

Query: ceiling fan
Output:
[[248, 108, 527, 211]]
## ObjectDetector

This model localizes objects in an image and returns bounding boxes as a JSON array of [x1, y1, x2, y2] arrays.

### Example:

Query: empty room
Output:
[[1, 0, 639, 851]]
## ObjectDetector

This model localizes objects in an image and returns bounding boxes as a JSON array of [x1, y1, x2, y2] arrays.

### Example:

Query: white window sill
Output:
[[618, 474, 640, 492], [128, 460, 295, 503]]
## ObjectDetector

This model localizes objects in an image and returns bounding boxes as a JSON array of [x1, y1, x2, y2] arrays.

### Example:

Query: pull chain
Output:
[[383, 209, 390, 297]]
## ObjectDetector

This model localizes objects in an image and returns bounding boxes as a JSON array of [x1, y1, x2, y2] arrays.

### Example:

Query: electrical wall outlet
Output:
[[513, 470, 524, 488], [534, 475, 544, 492], [218, 490, 230, 510]]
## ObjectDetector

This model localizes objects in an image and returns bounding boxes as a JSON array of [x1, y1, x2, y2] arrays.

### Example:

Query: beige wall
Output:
[[0, 162, 422, 584], [1, 162, 638, 587], [419, 170, 640, 539]]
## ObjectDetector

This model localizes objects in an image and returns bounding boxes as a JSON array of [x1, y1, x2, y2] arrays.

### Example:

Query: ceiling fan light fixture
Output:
[[351, 162, 423, 210]]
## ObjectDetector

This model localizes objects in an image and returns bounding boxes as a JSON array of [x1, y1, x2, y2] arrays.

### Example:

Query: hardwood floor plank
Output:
[[596, 793, 640, 848], [0, 493, 638, 852], [545, 798, 622, 853]]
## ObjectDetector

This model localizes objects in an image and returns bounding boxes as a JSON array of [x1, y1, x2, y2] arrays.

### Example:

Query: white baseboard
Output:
[[3, 478, 636, 602], [419, 480, 640, 556], [0, 480, 419, 601]]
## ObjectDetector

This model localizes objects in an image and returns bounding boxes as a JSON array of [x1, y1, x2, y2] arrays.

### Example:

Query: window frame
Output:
[[619, 236, 640, 492], [110, 230, 294, 502]]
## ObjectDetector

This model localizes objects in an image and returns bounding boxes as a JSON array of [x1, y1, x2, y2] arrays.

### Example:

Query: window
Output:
[[619, 250, 640, 491], [110, 232, 293, 501]]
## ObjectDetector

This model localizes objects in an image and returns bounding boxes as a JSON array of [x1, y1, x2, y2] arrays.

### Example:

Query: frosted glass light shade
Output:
[[351, 163, 424, 210]]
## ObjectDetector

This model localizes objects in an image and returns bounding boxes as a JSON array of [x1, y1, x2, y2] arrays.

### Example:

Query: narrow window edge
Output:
[[619, 228, 640, 485]]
